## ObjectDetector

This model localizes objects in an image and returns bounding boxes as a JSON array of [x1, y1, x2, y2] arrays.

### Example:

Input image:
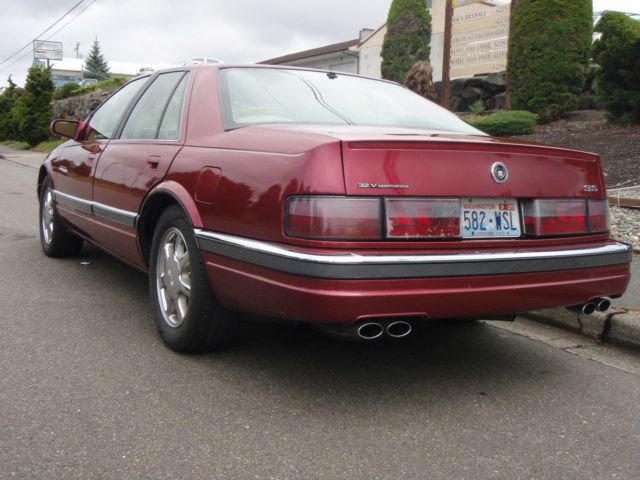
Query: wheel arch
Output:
[[137, 181, 203, 267], [37, 165, 51, 198]]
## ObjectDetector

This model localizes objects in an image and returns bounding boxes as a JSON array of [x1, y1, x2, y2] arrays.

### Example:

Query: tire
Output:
[[149, 205, 237, 352], [39, 176, 83, 257]]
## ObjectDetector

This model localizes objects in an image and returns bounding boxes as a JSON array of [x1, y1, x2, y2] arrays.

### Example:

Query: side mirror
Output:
[[50, 119, 80, 140]]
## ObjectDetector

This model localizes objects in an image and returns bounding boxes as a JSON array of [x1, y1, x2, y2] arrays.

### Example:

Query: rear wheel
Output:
[[149, 206, 237, 352], [39, 176, 83, 257]]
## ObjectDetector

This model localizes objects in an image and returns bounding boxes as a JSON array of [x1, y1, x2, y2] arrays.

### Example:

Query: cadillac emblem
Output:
[[491, 162, 509, 184]]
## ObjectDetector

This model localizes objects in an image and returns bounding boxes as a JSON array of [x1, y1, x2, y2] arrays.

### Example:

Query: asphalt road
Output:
[[1, 147, 640, 480]]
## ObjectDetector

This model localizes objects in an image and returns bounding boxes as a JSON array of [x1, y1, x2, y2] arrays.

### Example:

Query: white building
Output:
[[259, 36, 366, 74], [48, 58, 173, 87]]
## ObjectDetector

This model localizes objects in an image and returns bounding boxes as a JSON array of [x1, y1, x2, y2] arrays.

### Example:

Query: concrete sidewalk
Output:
[[525, 254, 640, 350]]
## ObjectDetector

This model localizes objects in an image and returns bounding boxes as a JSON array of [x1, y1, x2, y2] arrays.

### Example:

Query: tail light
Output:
[[587, 199, 610, 233], [286, 196, 609, 241], [286, 197, 382, 240], [385, 198, 461, 239], [523, 199, 609, 236]]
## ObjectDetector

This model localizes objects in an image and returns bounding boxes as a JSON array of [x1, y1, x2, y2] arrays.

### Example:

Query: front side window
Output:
[[121, 71, 188, 140], [219, 68, 483, 135], [88, 77, 147, 140]]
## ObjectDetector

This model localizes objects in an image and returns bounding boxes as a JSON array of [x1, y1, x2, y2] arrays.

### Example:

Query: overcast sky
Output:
[[0, 0, 638, 87]]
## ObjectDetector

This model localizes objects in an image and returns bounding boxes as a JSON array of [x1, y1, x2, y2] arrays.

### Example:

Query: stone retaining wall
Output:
[[51, 89, 111, 121]]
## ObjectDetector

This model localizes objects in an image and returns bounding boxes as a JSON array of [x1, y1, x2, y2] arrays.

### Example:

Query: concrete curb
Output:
[[524, 307, 640, 350]]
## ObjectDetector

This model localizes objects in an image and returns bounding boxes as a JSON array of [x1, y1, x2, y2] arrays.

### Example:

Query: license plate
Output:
[[461, 198, 521, 238]]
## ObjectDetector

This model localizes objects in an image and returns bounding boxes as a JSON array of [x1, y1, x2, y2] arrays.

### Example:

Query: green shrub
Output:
[[53, 82, 80, 100], [467, 111, 538, 136], [71, 76, 128, 96], [507, 0, 592, 123], [1, 140, 30, 150], [9, 65, 55, 146], [592, 12, 640, 126], [469, 100, 486, 115], [381, 0, 432, 83], [33, 139, 65, 153]]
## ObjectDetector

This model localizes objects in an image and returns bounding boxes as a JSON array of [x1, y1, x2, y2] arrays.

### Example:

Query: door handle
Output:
[[146, 155, 161, 169]]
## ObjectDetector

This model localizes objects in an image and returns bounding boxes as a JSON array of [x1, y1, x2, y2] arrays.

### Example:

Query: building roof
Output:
[[49, 57, 174, 76], [259, 38, 360, 65]]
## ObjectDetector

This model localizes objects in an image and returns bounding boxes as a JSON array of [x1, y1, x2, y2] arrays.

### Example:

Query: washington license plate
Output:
[[461, 198, 521, 238]]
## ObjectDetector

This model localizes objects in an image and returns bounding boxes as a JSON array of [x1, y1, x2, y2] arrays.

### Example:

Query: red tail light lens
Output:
[[588, 199, 610, 233], [286, 197, 382, 240], [523, 199, 587, 236], [385, 198, 461, 239]]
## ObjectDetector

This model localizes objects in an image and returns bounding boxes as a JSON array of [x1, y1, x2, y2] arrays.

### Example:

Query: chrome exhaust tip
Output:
[[582, 303, 597, 315], [386, 320, 413, 338], [596, 298, 611, 313], [357, 322, 384, 340]]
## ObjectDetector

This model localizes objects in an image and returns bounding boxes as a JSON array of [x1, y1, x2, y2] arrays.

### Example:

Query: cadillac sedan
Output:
[[40, 65, 632, 351]]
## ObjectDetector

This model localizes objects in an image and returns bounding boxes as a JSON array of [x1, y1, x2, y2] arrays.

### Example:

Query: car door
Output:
[[50, 77, 148, 236], [89, 70, 191, 267]]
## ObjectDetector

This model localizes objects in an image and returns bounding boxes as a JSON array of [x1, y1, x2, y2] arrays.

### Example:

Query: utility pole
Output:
[[441, 0, 454, 109]]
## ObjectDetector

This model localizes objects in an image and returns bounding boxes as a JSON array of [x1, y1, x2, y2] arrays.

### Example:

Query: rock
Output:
[[461, 86, 483, 103], [491, 92, 508, 110], [450, 79, 466, 98], [450, 96, 468, 112], [484, 73, 507, 94], [464, 75, 488, 88]]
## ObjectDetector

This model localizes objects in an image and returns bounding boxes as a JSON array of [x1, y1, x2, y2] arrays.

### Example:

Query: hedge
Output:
[[593, 12, 640, 125], [467, 111, 538, 136], [381, 0, 432, 83], [507, 0, 592, 123]]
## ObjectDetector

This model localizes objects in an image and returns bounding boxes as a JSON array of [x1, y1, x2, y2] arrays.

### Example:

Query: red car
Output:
[[40, 65, 632, 351]]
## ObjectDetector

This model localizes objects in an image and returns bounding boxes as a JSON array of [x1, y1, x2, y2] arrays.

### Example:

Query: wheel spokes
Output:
[[155, 227, 192, 328]]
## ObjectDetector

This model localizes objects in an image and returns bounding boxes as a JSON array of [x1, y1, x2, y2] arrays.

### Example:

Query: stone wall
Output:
[[51, 89, 111, 121], [435, 72, 508, 113]]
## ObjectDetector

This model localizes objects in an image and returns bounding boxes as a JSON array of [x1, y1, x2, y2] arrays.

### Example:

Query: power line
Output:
[[0, 0, 98, 75], [0, 0, 86, 67]]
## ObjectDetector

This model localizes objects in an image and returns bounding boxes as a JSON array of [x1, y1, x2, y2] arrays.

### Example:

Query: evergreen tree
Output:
[[10, 66, 55, 145], [593, 12, 640, 125], [0, 76, 19, 140], [381, 0, 432, 83], [507, 0, 593, 123], [83, 38, 110, 80]]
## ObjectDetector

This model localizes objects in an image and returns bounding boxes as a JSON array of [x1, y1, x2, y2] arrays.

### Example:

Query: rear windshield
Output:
[[218, 67, 483, 135]]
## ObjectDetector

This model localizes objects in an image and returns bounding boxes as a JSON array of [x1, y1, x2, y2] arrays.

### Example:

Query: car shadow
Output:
[[60, 241, 565, 403]]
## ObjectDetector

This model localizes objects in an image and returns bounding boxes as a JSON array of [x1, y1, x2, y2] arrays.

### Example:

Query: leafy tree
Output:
[[592, 12, 640, 126], [53, 82, 80, 100], [83, 38, 110, 80], [9, 66, 55, 146], [381, 0, 432, 83], [507, 0, 592, 123], [0, 76, 19, 140]]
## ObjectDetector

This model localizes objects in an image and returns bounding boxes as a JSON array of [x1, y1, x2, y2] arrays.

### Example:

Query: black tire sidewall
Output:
[[149, 206, 222, 351]]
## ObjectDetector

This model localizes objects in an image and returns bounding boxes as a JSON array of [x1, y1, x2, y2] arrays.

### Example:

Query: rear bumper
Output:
[[195, 230, 632, 324]]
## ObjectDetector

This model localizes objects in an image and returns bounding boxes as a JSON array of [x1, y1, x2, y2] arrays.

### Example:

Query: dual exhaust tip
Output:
[[356, 320, 412, 340], [569, 297, 611, 315]]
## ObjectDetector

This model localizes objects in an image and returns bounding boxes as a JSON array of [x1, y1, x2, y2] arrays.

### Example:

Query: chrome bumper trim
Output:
[[194, 230, 633, 280]]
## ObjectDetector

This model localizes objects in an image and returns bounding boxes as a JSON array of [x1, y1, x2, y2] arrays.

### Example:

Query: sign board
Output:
[[450, 3, 510, 78], [33, 40, 63, 61], [452, 0, 485, 8]]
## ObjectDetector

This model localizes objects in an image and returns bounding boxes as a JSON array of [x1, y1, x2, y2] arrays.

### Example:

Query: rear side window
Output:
[[120, 71, 188, 140], [157, 74, 189, 140], [88, 77, 147, 140]]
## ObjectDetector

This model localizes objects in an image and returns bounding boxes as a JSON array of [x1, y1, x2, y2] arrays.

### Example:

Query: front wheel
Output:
[[39, 176, 83, 257], [149, 206, 237, 352]]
